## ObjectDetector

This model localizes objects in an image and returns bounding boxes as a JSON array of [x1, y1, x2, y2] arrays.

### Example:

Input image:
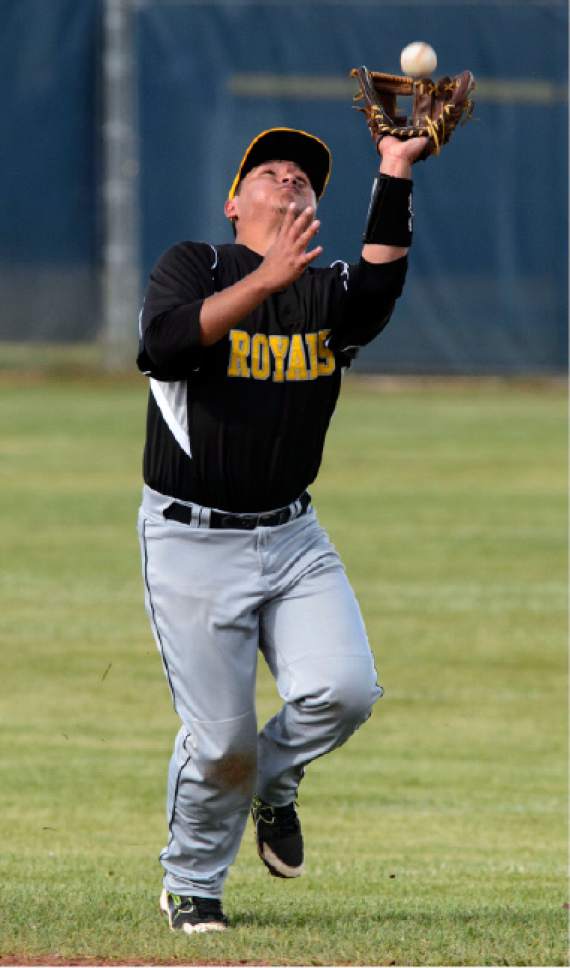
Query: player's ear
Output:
[[224, 197, 239, 221]]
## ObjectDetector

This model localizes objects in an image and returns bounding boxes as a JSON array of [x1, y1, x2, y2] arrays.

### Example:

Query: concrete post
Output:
[[101, 0, 141, 371]]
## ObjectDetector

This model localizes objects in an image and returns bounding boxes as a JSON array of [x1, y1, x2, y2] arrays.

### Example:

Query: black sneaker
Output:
[[251, 796, 304, 878], [159, 888, 228, 934]]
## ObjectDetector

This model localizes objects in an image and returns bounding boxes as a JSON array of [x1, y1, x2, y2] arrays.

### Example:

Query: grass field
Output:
[[0, 374, 567, 966]]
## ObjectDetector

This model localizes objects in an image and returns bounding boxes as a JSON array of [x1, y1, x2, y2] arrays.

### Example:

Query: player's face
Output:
[[232, 160, 317, 223]]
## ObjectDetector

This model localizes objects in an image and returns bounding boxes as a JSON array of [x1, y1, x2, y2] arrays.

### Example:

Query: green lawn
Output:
[[0, 375, 567, 966]]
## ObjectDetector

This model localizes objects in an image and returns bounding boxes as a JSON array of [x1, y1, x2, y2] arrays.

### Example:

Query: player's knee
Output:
[[327, 666, 381, 725], [204, 747, 257, 797]]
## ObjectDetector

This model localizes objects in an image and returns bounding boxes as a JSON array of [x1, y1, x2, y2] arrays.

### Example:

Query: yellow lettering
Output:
[[227, 330, 251, 377], [286, 333, 309, 381], [251, 333, 270, 380], [317, 329, 336, 376], [269, 335, 290, 383], [305, 332, 319, 380], [227, 330, 334, 381]]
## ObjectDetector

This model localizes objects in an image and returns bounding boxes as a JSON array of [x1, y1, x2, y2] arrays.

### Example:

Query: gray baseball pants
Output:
[[138, 484, 382, 899]]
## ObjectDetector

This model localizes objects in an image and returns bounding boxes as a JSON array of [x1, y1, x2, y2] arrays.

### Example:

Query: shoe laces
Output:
[[253, 797, 299, 835]]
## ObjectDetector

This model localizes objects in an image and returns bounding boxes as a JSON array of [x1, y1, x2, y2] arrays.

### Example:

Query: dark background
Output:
[[1, 0, 567, 372]]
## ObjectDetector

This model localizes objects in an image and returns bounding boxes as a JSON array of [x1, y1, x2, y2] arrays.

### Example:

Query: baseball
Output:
[[400, 41, 438, 78]]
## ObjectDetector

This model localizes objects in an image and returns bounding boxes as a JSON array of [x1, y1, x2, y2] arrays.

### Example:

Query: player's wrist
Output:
[[249, 263, 279, 297], [378, 155, 413, 180], [363, 173, 413, 248]]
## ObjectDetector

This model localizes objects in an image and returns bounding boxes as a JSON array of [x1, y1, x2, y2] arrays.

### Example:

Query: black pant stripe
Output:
[[142, 517, 178, 714]]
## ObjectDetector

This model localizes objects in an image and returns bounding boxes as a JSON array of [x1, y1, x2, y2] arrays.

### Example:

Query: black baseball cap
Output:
[[228, 127, 332, 201]]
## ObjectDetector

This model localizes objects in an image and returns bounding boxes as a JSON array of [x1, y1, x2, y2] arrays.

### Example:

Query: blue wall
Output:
[[136, 0, 568, 373], [0, 0, 100, 340], [0, 0, 567, 372]]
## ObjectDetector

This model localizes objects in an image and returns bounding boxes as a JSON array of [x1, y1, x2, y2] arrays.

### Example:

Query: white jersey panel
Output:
[[150, 378, 192, 458]]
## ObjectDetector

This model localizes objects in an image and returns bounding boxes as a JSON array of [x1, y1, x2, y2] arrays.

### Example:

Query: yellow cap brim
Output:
[[228, 127, 332, 201]]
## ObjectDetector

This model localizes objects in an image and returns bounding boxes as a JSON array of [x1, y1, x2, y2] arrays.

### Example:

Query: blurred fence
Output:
[[1, 0, 567, 373], [1, 0, 100, 341]]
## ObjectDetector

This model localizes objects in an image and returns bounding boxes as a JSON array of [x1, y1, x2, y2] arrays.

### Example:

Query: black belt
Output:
[[163, 492, 311, 530]]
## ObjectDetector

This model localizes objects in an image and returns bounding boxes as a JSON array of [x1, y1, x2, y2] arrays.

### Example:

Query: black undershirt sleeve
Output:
[[326, 255, 408, 354], [137, 242, 215, 380]]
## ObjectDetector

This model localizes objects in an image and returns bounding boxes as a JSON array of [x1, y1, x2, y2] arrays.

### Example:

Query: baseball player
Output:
[[137, 126, 428, 933]]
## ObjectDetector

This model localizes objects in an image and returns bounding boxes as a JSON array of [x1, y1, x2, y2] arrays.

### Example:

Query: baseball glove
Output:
[[351, 65, 475, 160]]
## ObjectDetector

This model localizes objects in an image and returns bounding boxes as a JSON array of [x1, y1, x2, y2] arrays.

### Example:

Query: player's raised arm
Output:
[[361, 135, 427, 265], [323, 132, 427, 359]]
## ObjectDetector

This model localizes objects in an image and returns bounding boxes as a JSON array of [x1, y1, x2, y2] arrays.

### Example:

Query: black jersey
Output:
[[137, 242, 407, 512]]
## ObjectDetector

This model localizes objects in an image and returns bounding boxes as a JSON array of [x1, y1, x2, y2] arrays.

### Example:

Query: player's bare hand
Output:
[[256, 204, 322, 291]]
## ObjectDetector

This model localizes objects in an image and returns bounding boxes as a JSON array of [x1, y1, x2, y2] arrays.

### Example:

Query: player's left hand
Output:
[[378, 134, 430, 165]]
